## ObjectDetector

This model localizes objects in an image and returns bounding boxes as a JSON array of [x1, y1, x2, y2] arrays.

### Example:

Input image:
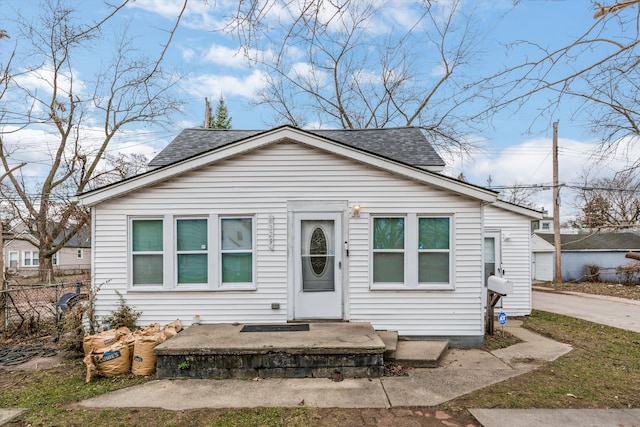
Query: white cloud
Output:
[[182, 69, 268, 100], [203, 44, 247, 68], [441, 136, 640, 219], [182, 48, 196, 62]]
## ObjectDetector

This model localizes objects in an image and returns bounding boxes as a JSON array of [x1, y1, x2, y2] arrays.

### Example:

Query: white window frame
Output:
[[370, 213, 454, 291], [127, 214, 256, 291], [416, 215, 453, 290], [371, 216, 407, 289], [129, 217, 165, 288], [22, 250, 39, 267], [76, 249, 84, 259], [52, 252, 59, 266], [219, 215, 256, 290], [175, 217, 210, 288], [8, 251, 18, 268]]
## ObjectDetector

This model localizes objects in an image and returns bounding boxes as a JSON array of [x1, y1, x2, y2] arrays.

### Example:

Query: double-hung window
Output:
[[131, 219, 164, 286], [372, 217, 405, 284], [372, 214, 453, 289], [9, 251, 18, 268], [220, 217, 253, 286], [176, 218, 208, 285], [130, 215, 255, 289], [418, 217, 450, 284], [23, 251, 39, 267]]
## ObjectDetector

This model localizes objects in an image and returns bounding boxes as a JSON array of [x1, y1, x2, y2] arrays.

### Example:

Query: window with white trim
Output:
[[220, 217, 253, 285], [52, 252, 59, 266], [371, 214, 453, 290], [22, 251, 39, 267], [128, 215, 255, 290], [131, 219, 164, 286], [372, 217, 405, 284], [176, 218, 208, 285], [9, 251, 18, 268], [418, 217, 450, 284], [77, 249, 84, 259]]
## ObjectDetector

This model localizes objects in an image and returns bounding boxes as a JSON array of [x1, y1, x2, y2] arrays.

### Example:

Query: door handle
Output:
[[338, 261, 342, 269]]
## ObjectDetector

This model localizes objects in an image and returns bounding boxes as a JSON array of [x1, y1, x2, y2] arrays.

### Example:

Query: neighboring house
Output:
[[78, 126, 541, 347], [531, 209, 553, 234], [3, 225, 91, 276], [534, 232, 640, 282], [531, 233, 555, 282]]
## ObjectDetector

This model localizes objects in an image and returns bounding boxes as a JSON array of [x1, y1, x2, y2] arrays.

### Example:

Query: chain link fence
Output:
[[0, 279, 89, 340]]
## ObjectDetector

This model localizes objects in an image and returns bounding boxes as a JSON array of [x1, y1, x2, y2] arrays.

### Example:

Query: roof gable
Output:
[[148, 127, 446, 171], [536, 232, 640, 251], [78, 126, 496, 206]]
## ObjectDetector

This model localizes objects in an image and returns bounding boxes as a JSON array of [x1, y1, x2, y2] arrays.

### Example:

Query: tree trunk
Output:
[[39, 255, 54, 283]]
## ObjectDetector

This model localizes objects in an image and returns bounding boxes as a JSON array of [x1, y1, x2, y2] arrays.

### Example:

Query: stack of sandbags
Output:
[[83, 320, 183, 382]]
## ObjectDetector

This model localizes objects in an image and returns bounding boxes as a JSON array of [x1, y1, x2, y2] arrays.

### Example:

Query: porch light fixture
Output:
[[352, 205, 361, 218]]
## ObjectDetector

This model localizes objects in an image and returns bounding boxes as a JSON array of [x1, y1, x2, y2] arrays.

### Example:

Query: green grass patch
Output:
[[446, 310, 640, 410], [2, 310, 639, 426]]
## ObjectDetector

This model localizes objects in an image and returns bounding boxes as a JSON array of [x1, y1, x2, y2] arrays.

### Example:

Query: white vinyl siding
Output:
[[484, 205, 533, 316], [92, 141, 485, 338]]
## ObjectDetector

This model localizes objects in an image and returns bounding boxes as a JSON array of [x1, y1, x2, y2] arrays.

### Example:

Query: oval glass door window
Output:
[[310, 226, 328, 276]]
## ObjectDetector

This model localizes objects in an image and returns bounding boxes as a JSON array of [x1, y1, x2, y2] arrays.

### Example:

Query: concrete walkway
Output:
[[4, 289, 639, 426], [76, 320, 570, 409]]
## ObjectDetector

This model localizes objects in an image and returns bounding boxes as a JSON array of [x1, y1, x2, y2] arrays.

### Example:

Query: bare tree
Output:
[[571, 169, 640, 229], [480, 1, 640, 161], [498, 183, 540, 209], [0, 0, 187, 280], [227, 0, 493, 152]]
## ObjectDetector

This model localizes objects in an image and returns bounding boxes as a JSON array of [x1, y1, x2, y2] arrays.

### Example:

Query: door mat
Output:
[[240, 324, 310, 332]]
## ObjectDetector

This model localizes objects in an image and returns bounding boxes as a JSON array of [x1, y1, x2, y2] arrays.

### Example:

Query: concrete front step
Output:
[[391, 340, 449, 368], [375, 330, 448, 368], [155, 322, 385, 379]]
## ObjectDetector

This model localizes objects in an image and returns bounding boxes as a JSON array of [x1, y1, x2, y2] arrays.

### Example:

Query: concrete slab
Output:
[[469, 408, 640, 427], [0, 408, 26, 425], [155, 322, 385, 355], [440, 348, 513, 370], [77, 378, 391, 410], [381, 366, 530, 407], [394, 340, 448, 368], [492, 325, 572, 368]]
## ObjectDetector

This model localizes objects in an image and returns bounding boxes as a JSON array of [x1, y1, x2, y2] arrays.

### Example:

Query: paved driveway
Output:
[[533, 290, 640, 333]]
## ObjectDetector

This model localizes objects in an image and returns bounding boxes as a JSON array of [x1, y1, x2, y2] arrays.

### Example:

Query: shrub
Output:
[[102, 291, 142, 331]]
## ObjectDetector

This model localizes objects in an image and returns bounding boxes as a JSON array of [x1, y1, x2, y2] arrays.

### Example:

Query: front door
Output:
[[293, 212, 343, 319], [484, 231, 502, 285]]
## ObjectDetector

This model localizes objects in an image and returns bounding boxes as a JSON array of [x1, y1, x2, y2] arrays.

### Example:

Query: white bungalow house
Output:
[[78, 126, 541, 347]]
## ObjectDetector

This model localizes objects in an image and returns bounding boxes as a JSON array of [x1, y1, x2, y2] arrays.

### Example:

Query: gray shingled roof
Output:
[[536, 232, 640, 251], [148, 127, 446, 169]]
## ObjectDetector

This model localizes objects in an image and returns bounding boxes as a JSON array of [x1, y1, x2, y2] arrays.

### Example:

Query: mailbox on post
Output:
[[487, 276, 513, 296], [485, 275, 513, 335]]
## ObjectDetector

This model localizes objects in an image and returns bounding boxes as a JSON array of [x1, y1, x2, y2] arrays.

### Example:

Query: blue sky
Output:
[[2, 0, 638, 219]]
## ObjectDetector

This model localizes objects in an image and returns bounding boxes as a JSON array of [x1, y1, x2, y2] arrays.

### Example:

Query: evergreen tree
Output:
[[209, 96, 232, 129]]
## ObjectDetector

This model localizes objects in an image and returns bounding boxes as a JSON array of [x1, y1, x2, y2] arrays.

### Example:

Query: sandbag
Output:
[[131, 335, 161, 376], [92, 341, 131, 377], [162, 319, 183, 339], [83, 327, 132, 355]]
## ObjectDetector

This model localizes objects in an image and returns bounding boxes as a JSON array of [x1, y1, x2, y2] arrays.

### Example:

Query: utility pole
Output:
[[552, 121, 562, 284]]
